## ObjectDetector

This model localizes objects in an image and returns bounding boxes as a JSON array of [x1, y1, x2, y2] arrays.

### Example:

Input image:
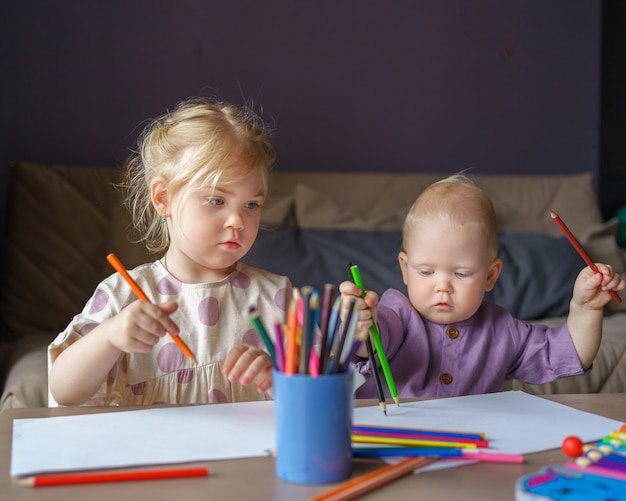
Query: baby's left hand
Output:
[[222, 344, 273, 394], [573, 263, 625, 309]]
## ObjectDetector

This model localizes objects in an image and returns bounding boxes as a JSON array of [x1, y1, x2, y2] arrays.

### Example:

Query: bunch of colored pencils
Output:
[[566, 425, 626, 482], [247, 284, 368, 376], [351, 424, 523, 464]]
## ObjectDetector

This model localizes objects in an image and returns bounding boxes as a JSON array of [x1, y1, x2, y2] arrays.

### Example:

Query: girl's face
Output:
[[398, 218, 502, 324], [164, 165, 265, 283]]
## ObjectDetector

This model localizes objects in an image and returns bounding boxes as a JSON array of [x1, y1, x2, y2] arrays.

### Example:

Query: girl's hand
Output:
[[106, 300, 180, 353], [222, 344, 274, 394], [572, 263, 625, 310]]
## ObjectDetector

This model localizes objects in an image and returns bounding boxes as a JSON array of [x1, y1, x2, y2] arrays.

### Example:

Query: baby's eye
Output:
[[455, 271, 469, 278], [417, 269, 433, 277]]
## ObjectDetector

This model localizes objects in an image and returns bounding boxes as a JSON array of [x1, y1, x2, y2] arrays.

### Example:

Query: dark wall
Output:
[[600, 0, 626, 220], [0, 1, 610, 224]]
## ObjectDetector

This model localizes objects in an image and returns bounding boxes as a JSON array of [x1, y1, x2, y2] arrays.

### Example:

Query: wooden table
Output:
[[2, 394, 625, 501]]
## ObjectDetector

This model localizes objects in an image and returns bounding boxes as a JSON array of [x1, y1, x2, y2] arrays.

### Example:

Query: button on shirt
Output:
[[352, 289, 586, 399]]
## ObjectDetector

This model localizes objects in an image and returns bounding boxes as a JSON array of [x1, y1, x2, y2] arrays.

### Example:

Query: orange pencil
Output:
[[285, 290, 299, 374], [549, 210, 622, 304], [19, 467, 209, 487], [308, 456, 437, 501], [106, 253, 198, 365]]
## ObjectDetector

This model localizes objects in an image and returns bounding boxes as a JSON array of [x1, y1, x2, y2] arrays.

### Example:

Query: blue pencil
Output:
[[353, 447, 463, 458]]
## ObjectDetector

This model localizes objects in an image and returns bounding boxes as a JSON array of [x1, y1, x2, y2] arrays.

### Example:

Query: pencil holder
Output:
[[273, 369, 353, 484]]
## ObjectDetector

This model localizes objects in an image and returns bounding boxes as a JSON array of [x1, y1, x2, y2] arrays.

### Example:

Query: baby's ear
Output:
[[485, 258, 503, 292], [398, 251, 409, 286]]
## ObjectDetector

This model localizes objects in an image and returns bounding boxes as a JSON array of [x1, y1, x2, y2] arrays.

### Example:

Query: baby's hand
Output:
[[222, 344, 273, 394], [107, 300, 179, 353], [573, 263, 625, 309], [338, 280, 379, 335]]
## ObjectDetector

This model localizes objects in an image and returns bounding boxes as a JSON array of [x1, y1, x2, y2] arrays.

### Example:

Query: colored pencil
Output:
[[317, 283, 337, 374], [106, 253, 198, 365], [19, 467, 209, 487], [323, 296, 342, 372], [352, 430, 488, 448], [299, 286, 314, 373], [365, 337, 387, 415], [347, 260, 387, 415], [352, 435, 477, 449], [308, 456, 437, 501], [340, 329, 369, 373], [352, 424, 485, 441], [247, 306, 276, 364], [352, 447, 523, 463], [273, 323, 285, 372], [549, 209, 621, 303], [353, 447, 463, 458], [328, 297, 356, 373], [349, 263, 399, 405], [285, 291, 299, 374]]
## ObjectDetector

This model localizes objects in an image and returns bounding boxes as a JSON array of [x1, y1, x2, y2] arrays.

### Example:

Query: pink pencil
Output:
[[549, 209, 622, 304], [458, 450, 524, 464]]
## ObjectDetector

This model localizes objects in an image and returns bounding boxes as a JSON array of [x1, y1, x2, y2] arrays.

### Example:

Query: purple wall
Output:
[[0, 1, 602, 215]]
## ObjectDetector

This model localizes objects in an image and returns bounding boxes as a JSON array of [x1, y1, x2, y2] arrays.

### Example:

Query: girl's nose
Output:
[[225, 211, 244, 230]]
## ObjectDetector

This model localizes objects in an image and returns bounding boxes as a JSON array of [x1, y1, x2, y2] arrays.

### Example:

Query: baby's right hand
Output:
[[338, 280, 379, 333], [107, 300, 180, 353]]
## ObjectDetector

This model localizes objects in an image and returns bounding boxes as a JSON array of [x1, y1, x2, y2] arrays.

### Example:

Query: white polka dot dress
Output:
[[48, 261, 291, 406]]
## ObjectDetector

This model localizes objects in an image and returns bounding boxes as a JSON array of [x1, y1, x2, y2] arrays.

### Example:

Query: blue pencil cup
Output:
[[273, 369, 353, 484]]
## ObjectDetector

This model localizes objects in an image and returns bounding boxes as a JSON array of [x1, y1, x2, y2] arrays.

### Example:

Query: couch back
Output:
[[2, 162, 624, 352]]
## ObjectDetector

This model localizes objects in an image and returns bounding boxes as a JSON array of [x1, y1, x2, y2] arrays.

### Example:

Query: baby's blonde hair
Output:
[[123, 97, 276, 253], [402, 173, 499, 261]]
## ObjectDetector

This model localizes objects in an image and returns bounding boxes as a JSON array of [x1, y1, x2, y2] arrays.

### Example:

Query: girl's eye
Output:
[[245, 201, 261, 210], [209, 198, 225, 206]]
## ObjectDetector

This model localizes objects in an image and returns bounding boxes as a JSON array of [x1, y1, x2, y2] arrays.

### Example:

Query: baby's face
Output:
[[399, 218, 501, 324]]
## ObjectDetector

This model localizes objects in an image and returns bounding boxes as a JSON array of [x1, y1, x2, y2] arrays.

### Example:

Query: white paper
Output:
[[11, 391, 622, 477], [353, 391, 621, 455]]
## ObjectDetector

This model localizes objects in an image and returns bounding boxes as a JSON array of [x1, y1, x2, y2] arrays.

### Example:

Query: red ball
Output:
[[562, 436, 584, 458]]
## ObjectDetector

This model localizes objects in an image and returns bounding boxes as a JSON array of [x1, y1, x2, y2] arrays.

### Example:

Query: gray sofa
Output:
[[1, 162, 625, 411]]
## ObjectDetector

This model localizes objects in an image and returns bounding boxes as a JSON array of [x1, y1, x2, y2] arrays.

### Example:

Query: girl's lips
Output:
[[220, 241, 241, 250]]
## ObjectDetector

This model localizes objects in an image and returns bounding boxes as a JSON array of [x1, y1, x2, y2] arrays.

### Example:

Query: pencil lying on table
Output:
[[19, 467, 209, 487], [106, 253, 198, 365], [307, 456, 437, 501]]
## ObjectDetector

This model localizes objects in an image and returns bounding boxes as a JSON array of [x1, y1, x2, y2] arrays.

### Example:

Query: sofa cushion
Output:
[[243, 226, 588, 321], [0, 162, 122, 344], [289, 172, 625, 312]]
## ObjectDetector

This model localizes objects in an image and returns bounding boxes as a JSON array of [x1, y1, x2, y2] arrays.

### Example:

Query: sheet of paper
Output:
[[353, 391, 623, 463], [11, 400, 275, 476], [11, 391, 622, 477]]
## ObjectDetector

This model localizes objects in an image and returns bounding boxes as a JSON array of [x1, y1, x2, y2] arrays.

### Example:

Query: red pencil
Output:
[[19, 467, 209, 487], [549, 209, 622, 304]]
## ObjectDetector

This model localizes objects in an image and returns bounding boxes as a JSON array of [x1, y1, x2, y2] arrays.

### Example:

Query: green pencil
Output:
[[247, 306, 277, 365], [349, 264, 400, 406]]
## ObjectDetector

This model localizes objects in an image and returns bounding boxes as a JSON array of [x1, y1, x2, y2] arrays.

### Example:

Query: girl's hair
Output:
[[402, 173, 499, 261], [123, 97, 276, 253]]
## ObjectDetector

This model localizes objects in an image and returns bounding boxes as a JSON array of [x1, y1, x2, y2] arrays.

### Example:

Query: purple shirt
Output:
[[353, 289, 585, 398]]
